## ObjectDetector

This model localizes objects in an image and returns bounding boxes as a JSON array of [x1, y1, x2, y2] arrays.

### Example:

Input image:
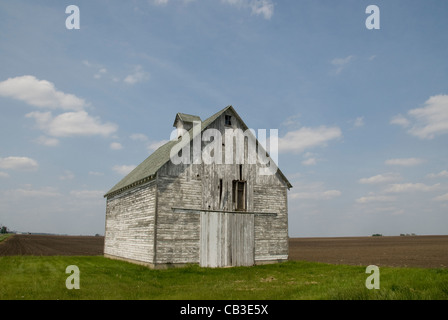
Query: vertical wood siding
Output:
[[200, 212, 254, 267]]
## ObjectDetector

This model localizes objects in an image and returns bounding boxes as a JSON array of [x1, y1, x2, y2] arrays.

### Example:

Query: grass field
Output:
[[0, 233, 12, 243], [0, 256, 447, 300]]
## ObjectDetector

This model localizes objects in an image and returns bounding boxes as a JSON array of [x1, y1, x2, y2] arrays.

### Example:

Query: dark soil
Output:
[[0, 234, 104, 256], [288, 235, 448, 268], [1, 234, 447, 268]]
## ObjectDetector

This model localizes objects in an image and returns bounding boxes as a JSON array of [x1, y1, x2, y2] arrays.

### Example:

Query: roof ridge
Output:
[[104, 105, 291, 198]]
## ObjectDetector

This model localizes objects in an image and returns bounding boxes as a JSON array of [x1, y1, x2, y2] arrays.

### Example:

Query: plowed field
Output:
[[289, 235, 448, 268], [1, 234, 447, 268], [0, 234, 103, 256]]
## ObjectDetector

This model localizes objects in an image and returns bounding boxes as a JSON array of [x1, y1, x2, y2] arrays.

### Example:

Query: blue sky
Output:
[[0, 0, 447, 237]]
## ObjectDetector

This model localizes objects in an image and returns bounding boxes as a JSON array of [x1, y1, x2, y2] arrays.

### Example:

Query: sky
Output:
[[0, 0, 447, 237]]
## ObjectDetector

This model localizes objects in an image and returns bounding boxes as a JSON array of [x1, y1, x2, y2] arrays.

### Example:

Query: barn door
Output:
[[200, 212, 254, 267], [229, 213, 254, 267]]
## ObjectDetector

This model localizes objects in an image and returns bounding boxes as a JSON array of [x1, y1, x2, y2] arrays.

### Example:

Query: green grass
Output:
[[0, 256, 447, 300], [0, 233, 12, 243]]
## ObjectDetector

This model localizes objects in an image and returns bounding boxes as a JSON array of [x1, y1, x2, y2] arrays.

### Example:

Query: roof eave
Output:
[[104, 174, 157, 199]]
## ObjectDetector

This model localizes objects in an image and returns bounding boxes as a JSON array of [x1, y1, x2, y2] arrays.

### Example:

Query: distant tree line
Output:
[[0, 225, 9, 234]]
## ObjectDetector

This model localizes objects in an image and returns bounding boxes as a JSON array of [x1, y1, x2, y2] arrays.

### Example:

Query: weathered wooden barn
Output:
[[104, 106, 292, 268]]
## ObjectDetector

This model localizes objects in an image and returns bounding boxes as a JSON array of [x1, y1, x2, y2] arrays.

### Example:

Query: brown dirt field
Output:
[[288, 235, 448, 268], [0, 234, 104, 256], [1, 234, 447, 268]]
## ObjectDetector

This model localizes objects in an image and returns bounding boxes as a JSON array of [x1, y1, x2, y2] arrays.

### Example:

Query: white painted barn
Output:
[[103, 106, 292, 268]]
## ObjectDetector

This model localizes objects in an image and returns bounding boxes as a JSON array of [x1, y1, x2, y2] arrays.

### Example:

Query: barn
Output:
[[103, 106, 292, 268]]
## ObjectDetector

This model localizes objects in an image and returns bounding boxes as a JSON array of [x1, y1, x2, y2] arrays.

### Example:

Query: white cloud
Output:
[[112, 165, 137, 176], [147, 139, 169, 152], [70, 190, 105, 199], [384, 183, 440, 193], [290, 189, 341, 201], [130, 133, 148, 141], [278, 126, 342, 154], [359, 173, 401, 184], [302, 157, 317, 166], [331, 55, 354, 74], [0, 172, 9, 178], [1, 75, 118, 144], [110, 142, 123, 150], [426, 170, 448, 179], [250, 0, 274, 19], [281, 113, 301, 128], [59, 170, 75, 181], [390, 114, 410, 128], [34, 135, 60, 147], [5, 186, 60, 198], [222, 0, 274, 20], [356, 195, 396, 204], [391, 94, 448, 139], [26, 111, 117, 137], [89, 171, 104, 176], [433, 193, 448, 202], [353, 116, 365, 127], [124, 65, 149, 85], [149, 0, 274, 19], [0, 156, 38, 171], [385, 158, 424, 166], [151, 0, 169, 5], [0, 75, 85, 111]]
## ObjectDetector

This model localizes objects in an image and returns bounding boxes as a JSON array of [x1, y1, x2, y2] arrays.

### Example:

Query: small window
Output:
[[232, 180, 246, 211], [225, 115, 232, 126]]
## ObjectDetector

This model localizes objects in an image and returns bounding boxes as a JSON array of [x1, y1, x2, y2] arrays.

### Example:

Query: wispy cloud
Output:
[[433, 193, 448, 202], [34, 135, 60, 147], [89, 171, 104, 176], [112, 165, 136, 176], [110, 142, 123, 150], [359, 173, 401, 184], [356, 194, 396, 204], [331, 55, 354, 74], [124, 65, 150, 85], [426, 170, 448, 179], [385, 158, 424, 167], [70, 190, 105, 199], [390, 94, 448, 139], [0, 156, 38, 171], [291, 189, 341, 201], [150, 0, 169, 5], [0, 172, 9, 178], [278, 126, 342, 154], [222, 0, 274, 20], [130, 133, 149, 141], [353, 116, 365, 128], [384, 183, 440, 193], [59, 170, 75, 181], [390, 114, 410, 127], [4, 186, 61, 198]]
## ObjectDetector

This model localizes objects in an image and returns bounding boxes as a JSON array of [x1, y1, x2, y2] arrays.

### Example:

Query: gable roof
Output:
[[173, 113, 201, 126], [104, 106, 292, 198]]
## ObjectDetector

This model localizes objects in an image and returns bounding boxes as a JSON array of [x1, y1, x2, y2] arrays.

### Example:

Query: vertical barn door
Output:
[[200, 212, 254, 267]]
